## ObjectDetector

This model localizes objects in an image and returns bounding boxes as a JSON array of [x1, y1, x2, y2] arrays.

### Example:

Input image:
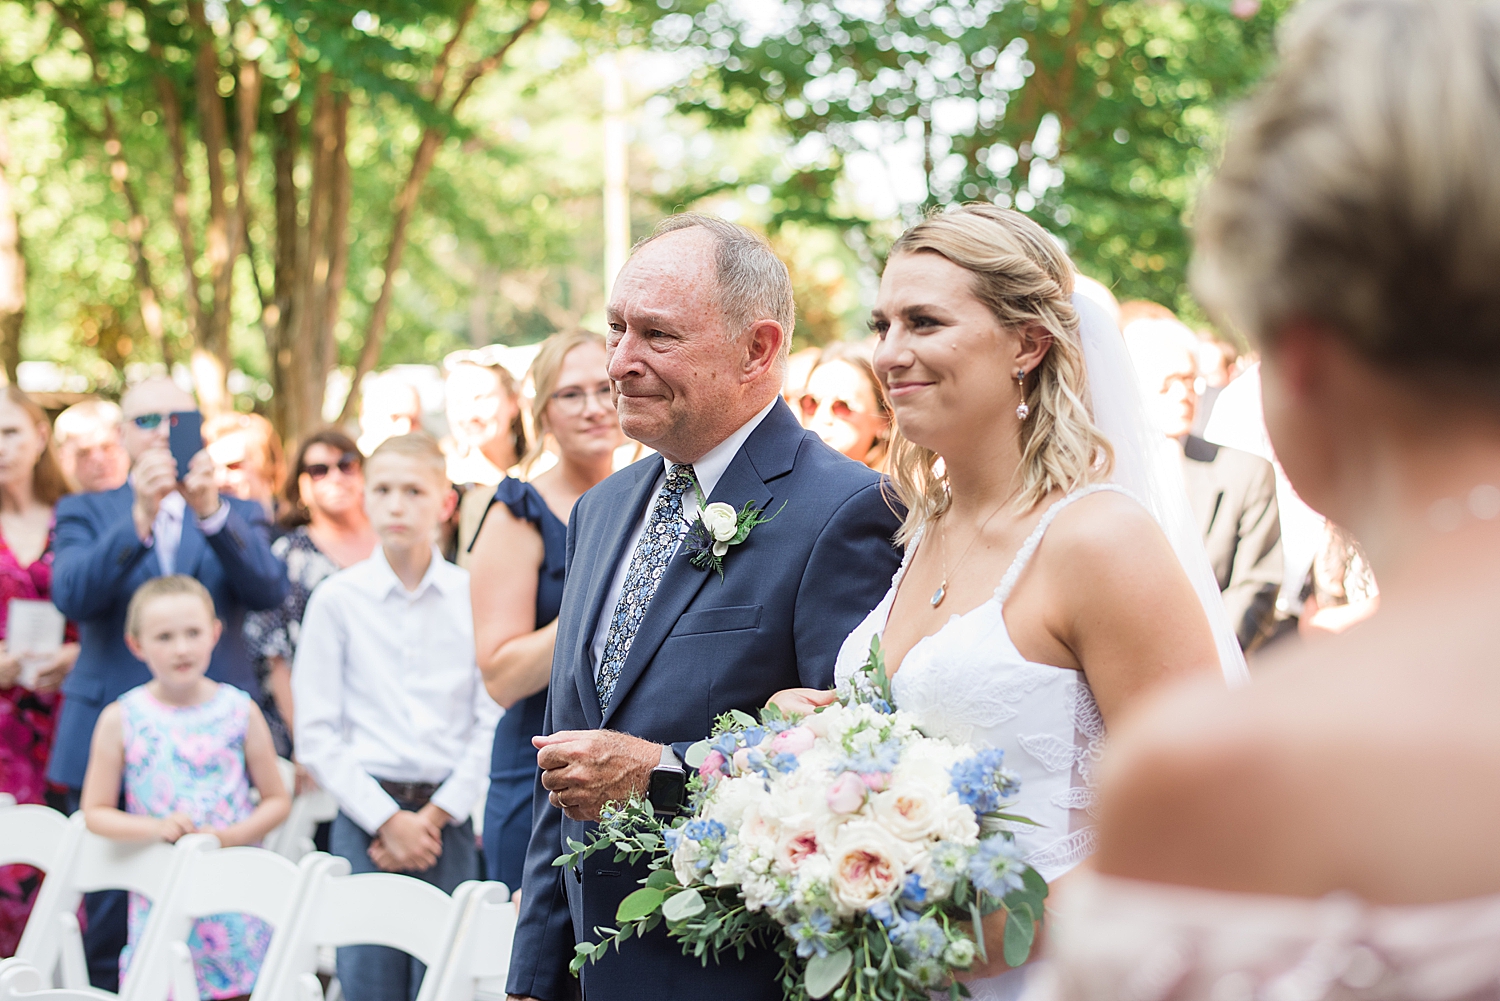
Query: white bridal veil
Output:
[[1072, 293, 1252, 687]]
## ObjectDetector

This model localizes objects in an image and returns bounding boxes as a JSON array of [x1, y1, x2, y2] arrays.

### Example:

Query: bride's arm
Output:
[[1040, 491, 1223, 727]]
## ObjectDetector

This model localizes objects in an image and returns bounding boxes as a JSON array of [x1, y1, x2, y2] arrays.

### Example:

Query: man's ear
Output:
[[741, 319, 786, 384]]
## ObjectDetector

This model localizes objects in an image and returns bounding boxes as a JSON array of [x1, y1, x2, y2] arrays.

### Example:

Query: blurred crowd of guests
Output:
[[0, 294, 1376, 974]]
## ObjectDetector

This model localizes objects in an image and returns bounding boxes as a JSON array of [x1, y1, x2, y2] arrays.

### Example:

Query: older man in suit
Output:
[[506, 216, 902, 1001], [1125, 318, 1283, 651], [48, 375, 287, 989]]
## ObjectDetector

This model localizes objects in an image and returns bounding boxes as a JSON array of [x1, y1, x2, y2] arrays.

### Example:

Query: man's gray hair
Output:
[[634, 214, 796, 353]]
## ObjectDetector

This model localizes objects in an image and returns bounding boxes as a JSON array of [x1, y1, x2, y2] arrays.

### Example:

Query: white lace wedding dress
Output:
[[833, 486, 1121, 1001]]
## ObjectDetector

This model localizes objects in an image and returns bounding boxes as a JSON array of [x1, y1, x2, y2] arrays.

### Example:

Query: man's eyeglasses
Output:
[[303, 454, 361, 480], [800, 393, 855, 421], [549, 385, 615, 415]]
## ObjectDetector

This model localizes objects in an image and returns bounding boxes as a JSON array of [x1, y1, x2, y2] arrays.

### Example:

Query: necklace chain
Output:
[[931, 494, 1016, 608]]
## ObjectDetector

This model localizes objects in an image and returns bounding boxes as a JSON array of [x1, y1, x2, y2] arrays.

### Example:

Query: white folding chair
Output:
[[262, 761, 339, 863], [425, 881, 513, 1001], [4, 807, 84, 988], [0, 959, 112, 1001], [254, 859, 473, 1001], [0, 793, 16, 807], [125, 847, 333, 1001], [16, 812, 216, 993]]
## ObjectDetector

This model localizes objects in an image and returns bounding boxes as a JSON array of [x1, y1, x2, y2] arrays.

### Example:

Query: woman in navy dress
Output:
[[469, 330, 624, 890]]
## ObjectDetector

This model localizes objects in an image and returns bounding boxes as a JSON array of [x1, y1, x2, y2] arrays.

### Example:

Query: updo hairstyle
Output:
[[1192, 0, 1500, 394]]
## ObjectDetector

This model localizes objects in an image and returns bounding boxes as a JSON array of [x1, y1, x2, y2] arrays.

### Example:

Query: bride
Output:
[[772, 204, 1247, 999]]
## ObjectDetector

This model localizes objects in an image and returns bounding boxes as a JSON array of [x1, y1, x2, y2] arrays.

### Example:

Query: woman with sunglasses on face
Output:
[[243, 429, 376, 757], [799, 343, 893, 471], [468, 330, 625, 893]]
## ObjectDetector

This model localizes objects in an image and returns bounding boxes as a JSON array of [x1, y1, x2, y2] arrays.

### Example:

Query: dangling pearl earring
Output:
[[1015, 368, 1030, 420]]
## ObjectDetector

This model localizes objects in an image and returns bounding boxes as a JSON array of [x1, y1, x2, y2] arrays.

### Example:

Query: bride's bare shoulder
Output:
[[1040, 488, 1171, 565]]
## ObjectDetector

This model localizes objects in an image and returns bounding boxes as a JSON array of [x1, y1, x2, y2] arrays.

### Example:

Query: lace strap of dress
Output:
[[994, 484, 1132, 604]]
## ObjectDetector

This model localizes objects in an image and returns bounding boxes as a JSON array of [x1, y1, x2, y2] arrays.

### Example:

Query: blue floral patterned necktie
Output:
[[596, 463, 697, 711]]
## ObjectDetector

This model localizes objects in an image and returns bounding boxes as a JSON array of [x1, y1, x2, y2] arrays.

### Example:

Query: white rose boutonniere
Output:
[[683, 485, 787, 579]]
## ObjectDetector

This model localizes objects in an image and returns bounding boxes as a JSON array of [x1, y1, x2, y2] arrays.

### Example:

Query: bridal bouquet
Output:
[[561, 640, 1048, 1000]]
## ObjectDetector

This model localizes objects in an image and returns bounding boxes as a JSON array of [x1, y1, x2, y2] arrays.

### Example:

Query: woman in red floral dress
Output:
[[0, 386, 78, 956]]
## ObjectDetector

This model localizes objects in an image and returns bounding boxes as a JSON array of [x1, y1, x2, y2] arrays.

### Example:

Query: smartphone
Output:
[[168, 410, 204, 480]]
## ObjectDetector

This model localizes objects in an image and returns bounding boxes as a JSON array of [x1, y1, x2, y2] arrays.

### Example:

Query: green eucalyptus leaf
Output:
[[615, 887, 664, 923], [683, 739, 711, 769], [804, 947, 853, 999], [727, 709, 758, 728], [661, 886, 707, 921], [645, 868, 678, 890], [1022, 866, 1049, 898], [1002, 908, 1037, 968]]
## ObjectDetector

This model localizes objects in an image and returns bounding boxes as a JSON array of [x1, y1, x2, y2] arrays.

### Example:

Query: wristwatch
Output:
[[647, 745, 687, 817]]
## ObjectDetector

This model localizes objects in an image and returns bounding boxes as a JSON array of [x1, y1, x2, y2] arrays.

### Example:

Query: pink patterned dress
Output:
[[0, 522, 65, 958], [117, 683, 271, 998]]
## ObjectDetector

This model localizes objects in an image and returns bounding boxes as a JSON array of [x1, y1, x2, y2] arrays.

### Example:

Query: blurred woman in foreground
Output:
[[1042, 2, 1500, 997]]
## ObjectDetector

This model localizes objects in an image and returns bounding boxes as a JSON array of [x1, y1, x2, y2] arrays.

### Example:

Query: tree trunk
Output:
[[268, 106, 300, 439], [0, 119, 24, 385], [188, 0, 237, 415]]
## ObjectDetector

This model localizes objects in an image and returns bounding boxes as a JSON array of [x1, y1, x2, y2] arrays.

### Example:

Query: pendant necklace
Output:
[[931, 494, 1015, 608]]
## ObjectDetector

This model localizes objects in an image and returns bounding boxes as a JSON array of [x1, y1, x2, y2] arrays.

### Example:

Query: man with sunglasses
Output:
[[46, 375, 287, 991]]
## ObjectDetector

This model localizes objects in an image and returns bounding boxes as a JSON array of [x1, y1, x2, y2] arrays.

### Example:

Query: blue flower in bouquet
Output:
[[969, 835, 1027, 898], [788, 909, 836, 958], [900, 872, 929, 906], [950, 748, 1021, 815], [868, 899, 897, 929], [740, 726, 768, 748], [710, 732, 741, 759], [837, 737, 902, 777], [895, 916, 948, 961]]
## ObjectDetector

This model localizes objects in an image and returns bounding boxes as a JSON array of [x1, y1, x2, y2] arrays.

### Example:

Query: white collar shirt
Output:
[[291, 545, 502, 835], [589, 398, 778, 678], [135, 487, 231, 576]]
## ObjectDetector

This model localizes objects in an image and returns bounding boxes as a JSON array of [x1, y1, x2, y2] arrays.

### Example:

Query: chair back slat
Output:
[[174, 846, 302, 923], [0, 806, 71, 870], [309, 872, 456, 961]]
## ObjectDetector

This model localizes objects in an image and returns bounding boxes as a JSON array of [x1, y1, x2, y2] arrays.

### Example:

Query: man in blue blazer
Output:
[[506, 216, 902, 1001], [48, 375, 287, 989]]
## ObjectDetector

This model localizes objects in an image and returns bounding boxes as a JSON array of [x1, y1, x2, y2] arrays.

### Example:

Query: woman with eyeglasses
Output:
[[798, 342, 893, 471], [243, 429, 376, 757], [468, 329, 625, 892]]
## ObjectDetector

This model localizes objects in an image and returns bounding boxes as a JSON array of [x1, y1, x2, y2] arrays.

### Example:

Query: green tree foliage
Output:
[[656, 0, 1288, 311]]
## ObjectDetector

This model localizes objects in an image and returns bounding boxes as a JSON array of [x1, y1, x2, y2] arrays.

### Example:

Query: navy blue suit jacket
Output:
[[506, 401, 903, 1001], [47, 485, 288, 788]]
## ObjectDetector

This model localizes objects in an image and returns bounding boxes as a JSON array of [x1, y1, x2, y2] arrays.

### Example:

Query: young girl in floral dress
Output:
[[80, 576, 290, 999]]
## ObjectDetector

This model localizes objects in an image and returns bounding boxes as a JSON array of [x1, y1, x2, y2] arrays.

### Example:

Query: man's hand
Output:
[[767, 687, 837, 718], [534, 729, 662, 822], [131, 448, 179, 541], [32, 643, 80, 693], [180, 449, 222, 520], [374, 810, 443, 872]]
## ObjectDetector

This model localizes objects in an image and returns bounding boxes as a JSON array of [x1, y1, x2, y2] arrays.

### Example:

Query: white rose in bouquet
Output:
[[828, 821, 908, 915], [871, 782, 950, 842]]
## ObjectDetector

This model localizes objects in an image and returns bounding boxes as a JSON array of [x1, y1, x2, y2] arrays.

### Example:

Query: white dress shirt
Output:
[[589, 399, 778, 678], [144, 490, 231, 575], [292, 546, 502, 835]]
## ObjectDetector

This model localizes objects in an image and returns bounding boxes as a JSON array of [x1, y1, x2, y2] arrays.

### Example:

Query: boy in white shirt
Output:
[[293, 432, 500, 1001]]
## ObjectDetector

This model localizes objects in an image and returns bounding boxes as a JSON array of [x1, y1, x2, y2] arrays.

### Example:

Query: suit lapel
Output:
[[571, 463, 662, 729], [173, 502, 207, 577], [598, 407, 802, 727]]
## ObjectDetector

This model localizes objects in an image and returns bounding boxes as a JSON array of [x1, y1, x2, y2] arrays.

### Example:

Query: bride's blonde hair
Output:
[[885, 205, 1113, 546]]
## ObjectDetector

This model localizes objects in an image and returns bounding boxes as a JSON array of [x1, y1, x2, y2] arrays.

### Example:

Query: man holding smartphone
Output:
[[48, 375, 288, 990]]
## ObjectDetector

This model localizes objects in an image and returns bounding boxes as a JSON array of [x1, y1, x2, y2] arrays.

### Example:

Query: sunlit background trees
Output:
[[0, 0, 1289, 440]]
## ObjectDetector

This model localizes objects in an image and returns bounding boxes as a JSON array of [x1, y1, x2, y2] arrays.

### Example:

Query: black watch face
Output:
[[648, 767, 687, 814]]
